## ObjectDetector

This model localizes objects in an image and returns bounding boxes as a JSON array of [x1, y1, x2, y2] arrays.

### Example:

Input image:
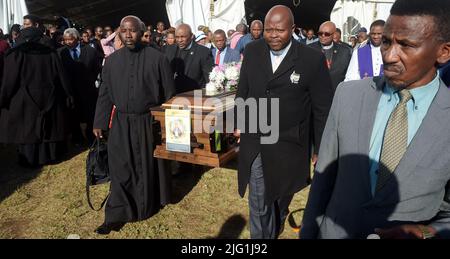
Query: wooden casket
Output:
[[151, 89, 239, 167]]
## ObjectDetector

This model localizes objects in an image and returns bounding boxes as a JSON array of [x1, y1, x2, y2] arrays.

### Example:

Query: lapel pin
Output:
[[290, 71, 300, 84]]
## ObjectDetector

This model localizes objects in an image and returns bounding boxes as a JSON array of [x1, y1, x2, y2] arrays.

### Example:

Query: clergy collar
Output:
[[270, 40, 292, 56], [321, 42, 334, 50]]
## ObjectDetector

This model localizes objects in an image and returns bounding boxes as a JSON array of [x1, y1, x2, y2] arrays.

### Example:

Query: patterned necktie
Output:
[[376, 89, 413, 193]]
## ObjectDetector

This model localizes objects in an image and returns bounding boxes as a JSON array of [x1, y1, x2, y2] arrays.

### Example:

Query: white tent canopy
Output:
[[166, 0, 246, 32], [331, 0, 394, 42], [1, 0, 28, 32]]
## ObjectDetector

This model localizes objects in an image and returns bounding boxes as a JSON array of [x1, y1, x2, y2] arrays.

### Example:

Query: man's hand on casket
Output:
[[233, 129, 241, 144], [93, 129, 104, 139]]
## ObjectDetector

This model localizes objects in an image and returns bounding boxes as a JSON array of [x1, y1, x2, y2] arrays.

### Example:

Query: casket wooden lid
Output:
[[161, 89, 236, 112]]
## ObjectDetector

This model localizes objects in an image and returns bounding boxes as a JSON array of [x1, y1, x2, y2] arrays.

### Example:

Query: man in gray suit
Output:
[[301, 0, 450, 239]]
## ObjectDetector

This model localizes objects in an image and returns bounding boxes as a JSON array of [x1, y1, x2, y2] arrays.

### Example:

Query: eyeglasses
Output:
[[318, 32, 333, 37]]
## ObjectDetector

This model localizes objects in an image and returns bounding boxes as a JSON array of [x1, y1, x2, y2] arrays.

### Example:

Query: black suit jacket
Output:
[[163, 42, 214, 94], [235, 39, 334, 203], [58, 44, 102, 122], [91, 39, 105, 57], [310, 42, 352, 91], [0, 52, 4, 86]]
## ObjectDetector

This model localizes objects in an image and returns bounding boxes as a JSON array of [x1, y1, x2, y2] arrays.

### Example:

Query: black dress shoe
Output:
[[95, 222, 126, 235]]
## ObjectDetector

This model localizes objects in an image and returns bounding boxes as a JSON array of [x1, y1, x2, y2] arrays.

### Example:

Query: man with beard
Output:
[[93, 16, 176, 235], [345, 20, 386, 81], [0, 27, 73, 166], [302, 0, 450, 239]]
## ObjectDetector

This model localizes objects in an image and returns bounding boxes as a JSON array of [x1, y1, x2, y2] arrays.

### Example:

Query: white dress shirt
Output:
[[270, 41, 292, 73]]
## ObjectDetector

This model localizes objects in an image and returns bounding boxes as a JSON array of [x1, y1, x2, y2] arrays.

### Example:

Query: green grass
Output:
[[0, 145, 309, 239]]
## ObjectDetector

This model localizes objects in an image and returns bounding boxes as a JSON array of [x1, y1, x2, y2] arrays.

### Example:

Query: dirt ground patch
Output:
[[0, 145, 309, 239]]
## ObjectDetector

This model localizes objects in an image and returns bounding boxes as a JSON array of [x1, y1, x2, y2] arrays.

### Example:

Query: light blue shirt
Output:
[[368, 75, 440, 195], [215, 47, 228, 66], [270, 40, 292, 71], [70, 43, 81, 60], [185, 41, 194, 51], [305, 38, 319, 45]]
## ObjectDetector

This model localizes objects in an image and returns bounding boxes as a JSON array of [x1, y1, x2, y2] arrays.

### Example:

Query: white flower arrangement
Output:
[[206, 62, 242, 95]]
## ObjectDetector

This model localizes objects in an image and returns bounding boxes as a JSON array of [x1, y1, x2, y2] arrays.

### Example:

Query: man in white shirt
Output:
[[234, 5, 333, 239], [301, 29, 319, 45], [211, 30, 241, 66], [345, 20, 385, 81]]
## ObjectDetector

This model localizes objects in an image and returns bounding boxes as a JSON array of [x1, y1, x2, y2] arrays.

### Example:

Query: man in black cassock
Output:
[[93, 16, 176, 235], [0, 27, 73, 166], [0, 52, 4, 84]]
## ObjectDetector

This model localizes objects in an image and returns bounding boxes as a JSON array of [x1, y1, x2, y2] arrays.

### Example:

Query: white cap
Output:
[[195, 31, 206, 42]]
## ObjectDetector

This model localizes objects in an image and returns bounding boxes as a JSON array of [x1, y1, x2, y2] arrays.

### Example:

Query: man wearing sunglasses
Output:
[[310, 21, 352, 91], [141, 30, 152, 45], [141, 29, 160, 50], [345, 20, 386, 81]]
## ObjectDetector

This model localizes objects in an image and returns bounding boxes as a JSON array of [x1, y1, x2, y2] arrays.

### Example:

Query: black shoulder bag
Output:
[[86, 138, 110, 211]]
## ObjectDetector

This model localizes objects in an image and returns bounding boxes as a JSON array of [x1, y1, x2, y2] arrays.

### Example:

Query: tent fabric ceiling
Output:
[[25, 0, 170, 27], [25, 0, 336, 30], [245, 0, 337, 30]]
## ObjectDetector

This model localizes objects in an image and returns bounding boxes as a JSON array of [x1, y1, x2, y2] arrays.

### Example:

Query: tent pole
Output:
[[209, 0, 214, 29]]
